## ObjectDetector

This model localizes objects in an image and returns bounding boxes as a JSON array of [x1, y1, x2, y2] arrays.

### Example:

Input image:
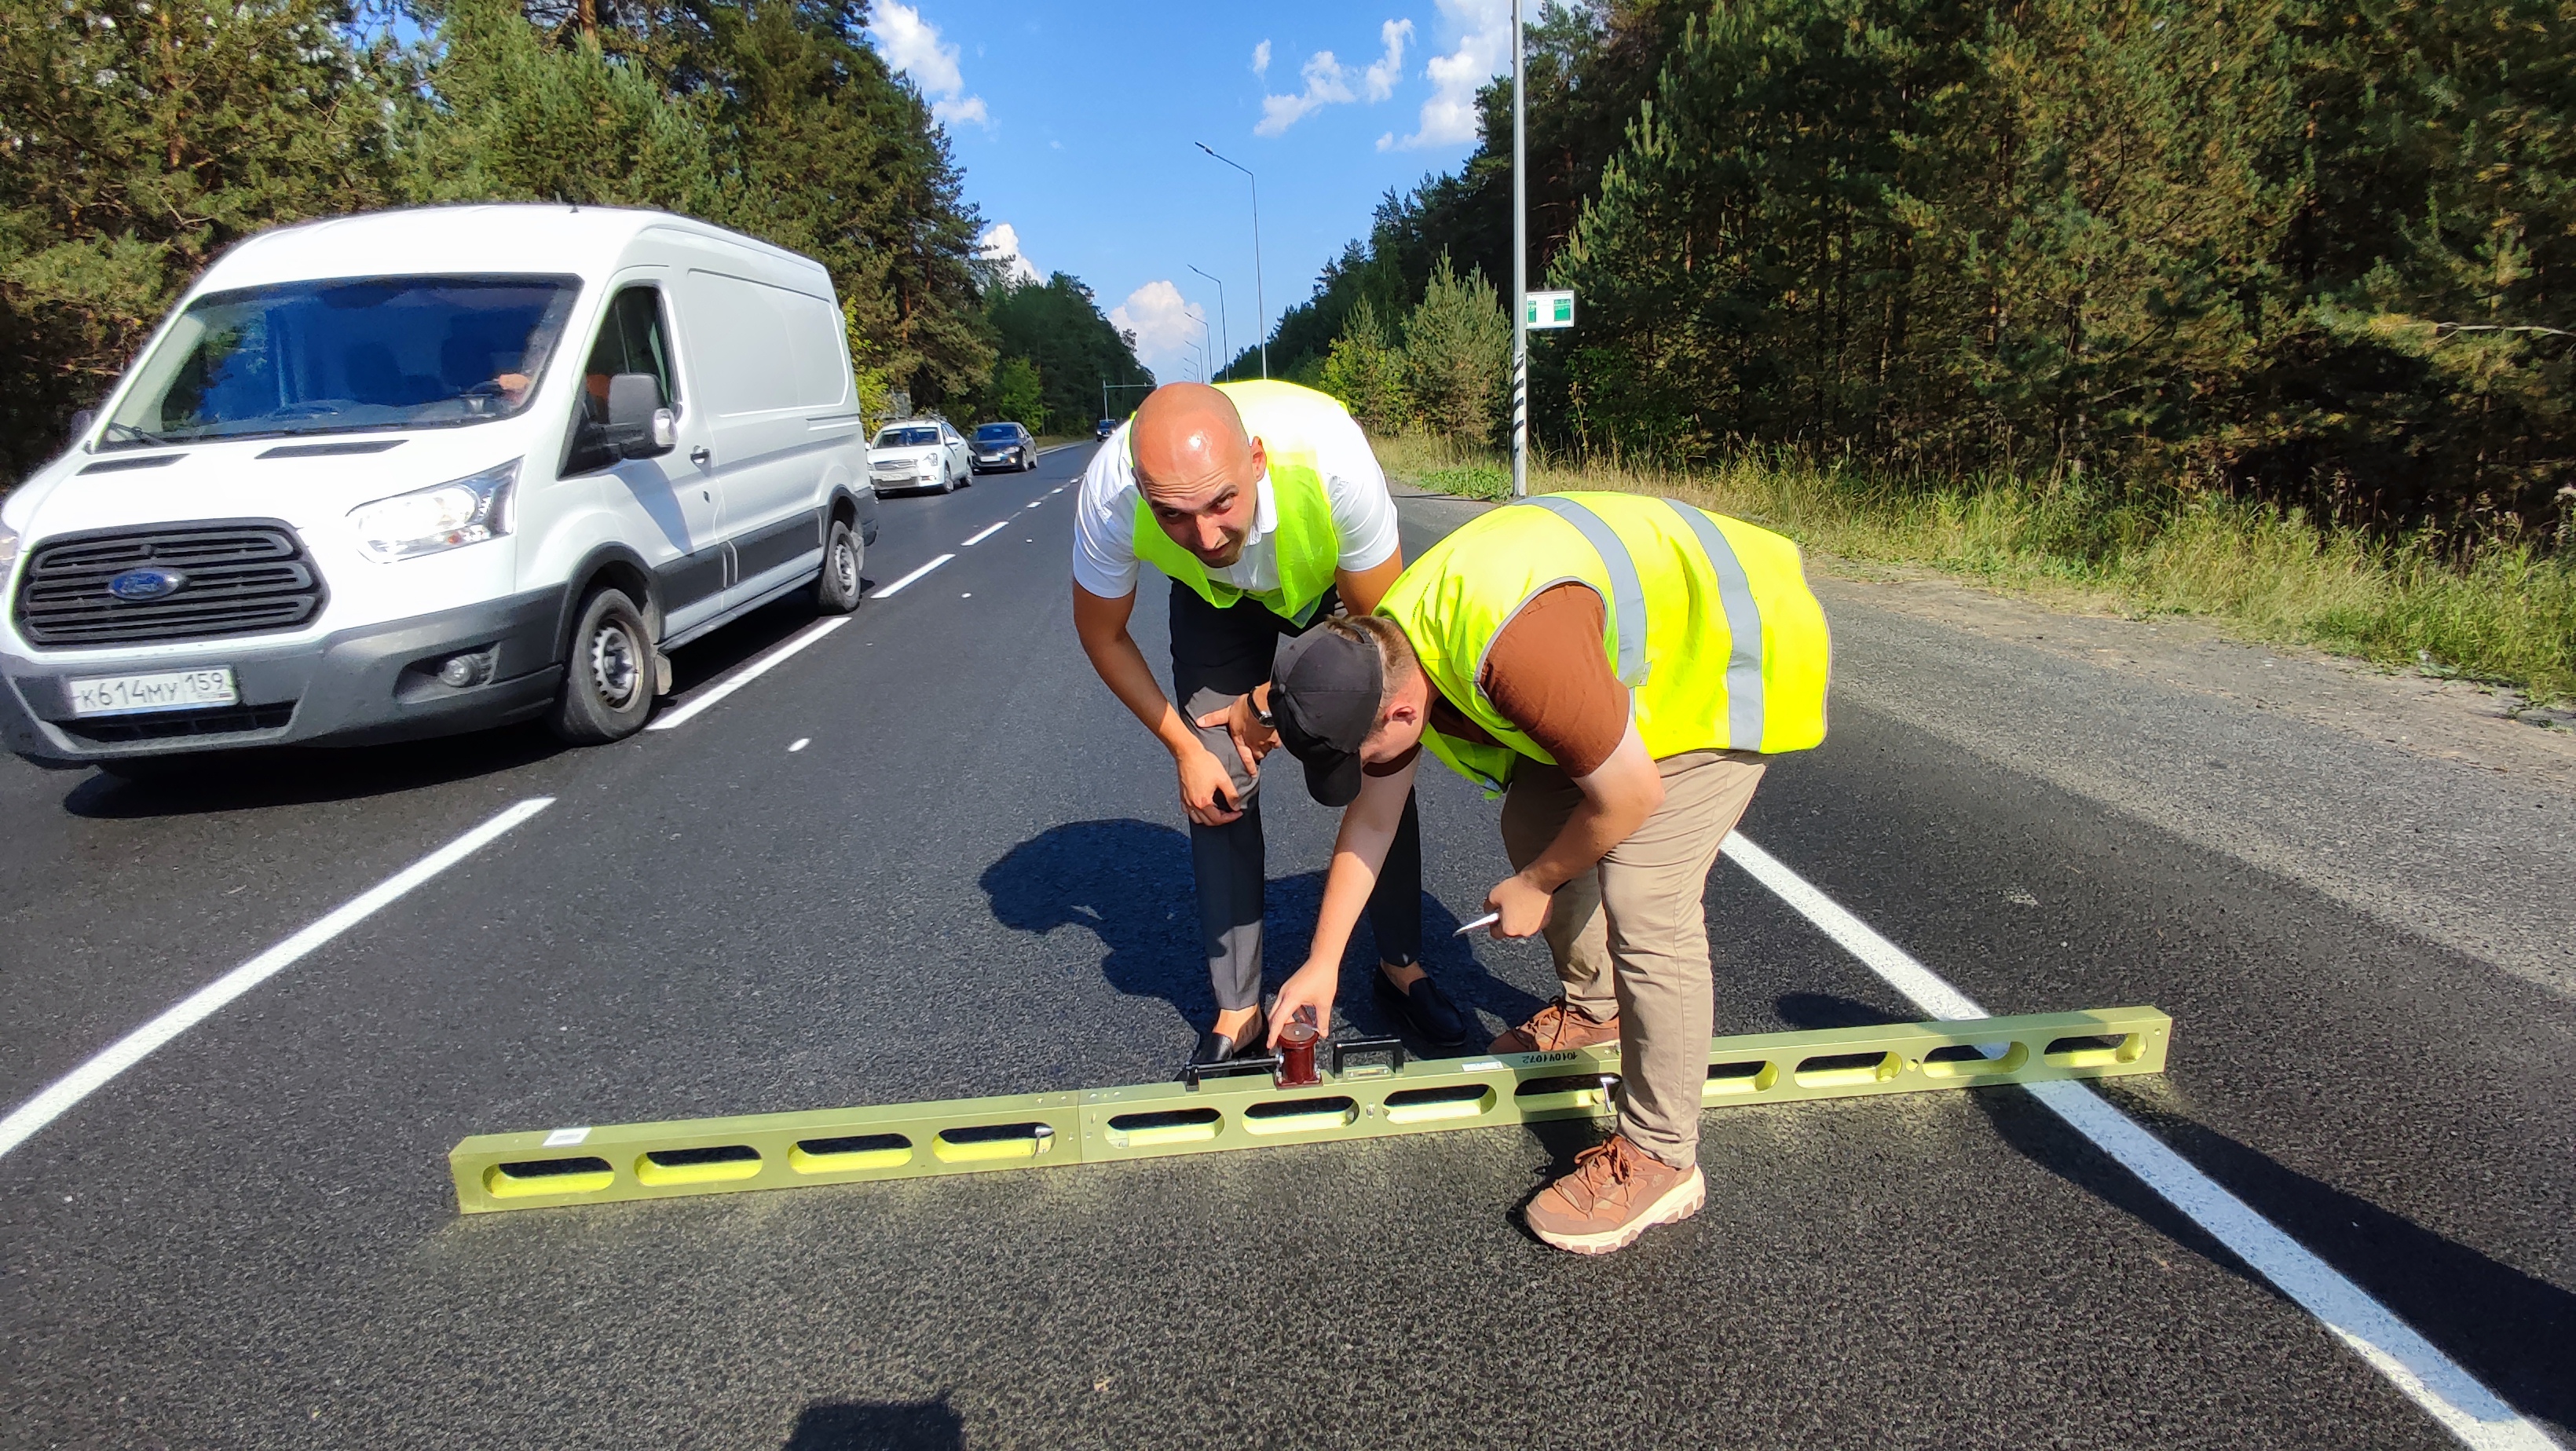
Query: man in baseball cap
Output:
[[1250, 494, 1831, 1255]]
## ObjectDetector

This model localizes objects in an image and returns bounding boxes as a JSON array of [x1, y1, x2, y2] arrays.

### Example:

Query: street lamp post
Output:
[[1187, 264, 1230, 383], [1195, 142, 1267, 379], [1510, 0, 1528, 498]]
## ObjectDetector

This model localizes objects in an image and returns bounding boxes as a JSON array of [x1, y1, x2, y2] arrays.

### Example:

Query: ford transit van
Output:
[[0, 204, 879, 769]]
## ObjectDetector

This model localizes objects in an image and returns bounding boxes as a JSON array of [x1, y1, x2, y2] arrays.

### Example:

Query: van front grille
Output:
[[13, 521, 324, 647]]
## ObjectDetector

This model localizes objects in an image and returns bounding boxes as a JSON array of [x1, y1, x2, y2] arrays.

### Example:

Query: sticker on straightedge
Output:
[[542, 1127, 591, 1147], [1460, 1059, 1506, 1073]]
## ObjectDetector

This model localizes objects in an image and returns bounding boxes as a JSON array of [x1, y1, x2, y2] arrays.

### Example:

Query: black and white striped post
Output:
[[1509, 0, 1528, 498]]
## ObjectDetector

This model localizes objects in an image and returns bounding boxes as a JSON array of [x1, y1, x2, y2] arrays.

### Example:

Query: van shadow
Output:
[[977, 818, 1546, 1051], [781, 1396, 963, 1450], [58, 722, 569, 819]]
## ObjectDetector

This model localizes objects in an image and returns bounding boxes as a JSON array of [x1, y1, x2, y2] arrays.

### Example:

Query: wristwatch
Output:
[[1251, 693, 1276, 729]]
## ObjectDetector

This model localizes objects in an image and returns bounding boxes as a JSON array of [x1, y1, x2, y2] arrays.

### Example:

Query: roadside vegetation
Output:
[[1250, 0, 2572, 706], [1378, 433, 2576, 705]]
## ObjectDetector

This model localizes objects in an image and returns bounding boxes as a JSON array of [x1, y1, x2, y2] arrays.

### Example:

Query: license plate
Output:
[[68, 667, 239, 717]]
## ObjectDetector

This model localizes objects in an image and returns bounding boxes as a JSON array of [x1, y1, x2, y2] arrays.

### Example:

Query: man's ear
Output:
[[1247, 436, 1268, 478]]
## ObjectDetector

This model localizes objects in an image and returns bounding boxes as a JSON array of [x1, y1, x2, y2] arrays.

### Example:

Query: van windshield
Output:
[[101, 275, 583, 450], [874, 426, 942, 448]]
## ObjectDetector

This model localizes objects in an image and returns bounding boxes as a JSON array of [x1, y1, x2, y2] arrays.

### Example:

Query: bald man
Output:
[[1071, 381, 1476, 1068]]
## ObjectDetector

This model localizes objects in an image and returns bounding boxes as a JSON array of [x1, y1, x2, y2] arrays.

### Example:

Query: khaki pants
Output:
[[1499, 749, 1766, 1171]]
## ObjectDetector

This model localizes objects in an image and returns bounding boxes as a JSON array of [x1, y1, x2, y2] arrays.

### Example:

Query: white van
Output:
[[0, 204, 879, 769]]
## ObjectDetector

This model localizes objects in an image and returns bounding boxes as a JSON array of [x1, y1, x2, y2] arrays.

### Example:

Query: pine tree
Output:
[[1403, 256, 1509, 446]]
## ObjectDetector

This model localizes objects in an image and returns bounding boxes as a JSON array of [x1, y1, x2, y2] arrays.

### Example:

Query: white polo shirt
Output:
[[1070, 408, 1402, 601]]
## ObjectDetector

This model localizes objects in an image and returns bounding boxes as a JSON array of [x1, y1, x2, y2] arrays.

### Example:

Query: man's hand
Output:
[[1484, 871, 1555, 939], [1175, 740, 1244, 826], [1268, 959, 1341, 1047], [1194, 693, 1279, 777]]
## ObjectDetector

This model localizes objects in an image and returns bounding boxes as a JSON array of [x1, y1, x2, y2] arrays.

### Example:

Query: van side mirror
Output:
[[68, 408, 96, 443], [603, 373, 671, 459]]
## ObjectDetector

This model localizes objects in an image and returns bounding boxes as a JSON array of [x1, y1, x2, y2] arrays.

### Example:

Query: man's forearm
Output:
[[1072, 587, 1196, 756], [1304, 766, 1416, 968]]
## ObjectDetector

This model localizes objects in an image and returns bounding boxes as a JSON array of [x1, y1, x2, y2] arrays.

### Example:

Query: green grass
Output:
[[1374, 433, 2576, 706]]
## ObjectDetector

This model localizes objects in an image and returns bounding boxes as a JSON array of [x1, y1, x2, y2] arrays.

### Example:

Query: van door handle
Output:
[[690, 446, 712, 466]]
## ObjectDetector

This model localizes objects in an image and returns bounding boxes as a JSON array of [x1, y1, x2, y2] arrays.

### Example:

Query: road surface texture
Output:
[[2, 448, 2569, 1449]]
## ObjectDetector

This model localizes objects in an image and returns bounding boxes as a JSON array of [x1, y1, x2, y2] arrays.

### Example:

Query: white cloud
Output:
[[1398, 0, 1508, 149], [871, 2, 993, 131], [977, 222, 1039, 286], [1108, 280, 1209, 378], [1251, 38, 1271, 77], [1253, 19, 1412, 137]]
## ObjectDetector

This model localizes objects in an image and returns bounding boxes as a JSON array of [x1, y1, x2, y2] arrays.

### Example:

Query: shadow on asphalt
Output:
[[975, 817, 1546, 1054], [57, 722, 569, 819], [1778, 988, 2572, 1430], [2075, 1089, 2576, 1435], [781, 1396, 964, 1449]]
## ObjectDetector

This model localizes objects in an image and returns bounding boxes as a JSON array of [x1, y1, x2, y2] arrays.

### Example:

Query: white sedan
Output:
[[868, 420, 971, 495]]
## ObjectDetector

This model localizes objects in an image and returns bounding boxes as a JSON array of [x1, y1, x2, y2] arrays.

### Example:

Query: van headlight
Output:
[[349, 460, 518, 562], [0, 521, 19, 575]]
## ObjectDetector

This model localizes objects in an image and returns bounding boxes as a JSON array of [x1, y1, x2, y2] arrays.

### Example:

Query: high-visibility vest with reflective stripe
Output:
[[1129, 380, 1349, 624], [1381, 492, 1831, 794]]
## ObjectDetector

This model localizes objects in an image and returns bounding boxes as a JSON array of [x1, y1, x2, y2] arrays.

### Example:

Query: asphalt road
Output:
[[2, 444, 2568, 1449]]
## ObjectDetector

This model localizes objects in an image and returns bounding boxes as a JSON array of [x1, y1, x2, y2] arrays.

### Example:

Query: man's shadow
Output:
[[978, 819, 1546, 1051]]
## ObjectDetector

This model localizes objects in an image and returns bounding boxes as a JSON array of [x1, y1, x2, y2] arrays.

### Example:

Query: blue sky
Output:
[[867, 1, 1508, 384]]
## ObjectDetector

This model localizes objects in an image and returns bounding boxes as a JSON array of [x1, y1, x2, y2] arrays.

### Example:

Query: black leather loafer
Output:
[[1184, 1011, 1267, 1071], [1378, 970, 1479, 1054]]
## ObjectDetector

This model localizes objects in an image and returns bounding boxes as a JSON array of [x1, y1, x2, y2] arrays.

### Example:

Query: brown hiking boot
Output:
[[1524, 1135, 1706, 1255], [1490, 996, 1620, 1054]]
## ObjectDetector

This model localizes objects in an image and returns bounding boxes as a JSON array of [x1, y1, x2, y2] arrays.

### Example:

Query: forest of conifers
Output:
[[0, 0, 1147, 485], [1261, 0, 2572, 546]]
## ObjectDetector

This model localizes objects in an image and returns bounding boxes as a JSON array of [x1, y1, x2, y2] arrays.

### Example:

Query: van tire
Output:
[[551, 587, 656, 744], [817, 517, 865, 614], [936, 464, 956, 495]]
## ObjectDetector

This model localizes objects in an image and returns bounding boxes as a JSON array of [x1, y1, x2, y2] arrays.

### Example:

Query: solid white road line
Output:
[[870, 553, 955, 600], [644, 616, 847, 732], [0, 798, 554, 1161], [961, 521, 1009, 546], [1721, 832, 2560, 1451]]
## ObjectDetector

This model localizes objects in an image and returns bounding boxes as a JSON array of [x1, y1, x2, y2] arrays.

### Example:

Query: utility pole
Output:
[[1510, 0, 1528, 498], [1188, 265, 1230, 383], [1196, 142, 1267, 379]]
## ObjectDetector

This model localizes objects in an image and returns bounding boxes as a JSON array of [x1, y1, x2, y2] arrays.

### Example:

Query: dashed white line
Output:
[[961, 521, 1009, 546], [1024, 500, 1044, 510], [789, 737, 810, 753], [0, 797, 555, 1160], [1721, 832, 2561, 1451], [645, 616, 847, 732], [871, 553, 956, 600]]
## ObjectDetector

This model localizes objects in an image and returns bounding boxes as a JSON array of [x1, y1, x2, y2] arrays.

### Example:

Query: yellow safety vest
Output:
[[1129, 380, 1348, 624], [1381, 492, 1831, 794]]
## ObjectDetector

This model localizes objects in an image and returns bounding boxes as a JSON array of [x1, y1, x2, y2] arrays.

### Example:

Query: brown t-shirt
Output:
[[1367, 583, 1627, 779]]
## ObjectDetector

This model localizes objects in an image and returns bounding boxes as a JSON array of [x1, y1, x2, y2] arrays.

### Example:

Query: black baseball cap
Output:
[[1269, 624, 1383, 807]]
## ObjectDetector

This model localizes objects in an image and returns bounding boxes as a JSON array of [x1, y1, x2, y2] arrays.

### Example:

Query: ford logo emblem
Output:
[[107, 568, 186, 601]]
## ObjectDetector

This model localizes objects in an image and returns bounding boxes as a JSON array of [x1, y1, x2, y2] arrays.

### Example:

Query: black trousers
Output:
[[1167, 583, 1423, 1011]]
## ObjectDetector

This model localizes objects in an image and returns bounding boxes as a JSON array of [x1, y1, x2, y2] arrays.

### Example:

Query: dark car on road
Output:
[[971, 422, 1037, 473], [1095, 418, 1119, 441]]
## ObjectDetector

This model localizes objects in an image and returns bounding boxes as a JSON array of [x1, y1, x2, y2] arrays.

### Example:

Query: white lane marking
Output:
[[1023, 500, 1043, 510], [871, 553, 955, 600], [961, 521, 1009, 546], [645, 616, 847, 732], [789, 737, 810, 753], [1721, 833, 2561, 1451], [1049, 486, 1065, 495], [0, 798, 554, 1161]]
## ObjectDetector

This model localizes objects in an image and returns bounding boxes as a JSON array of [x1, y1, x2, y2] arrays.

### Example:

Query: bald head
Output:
[[1131, 382, 1268, 566]]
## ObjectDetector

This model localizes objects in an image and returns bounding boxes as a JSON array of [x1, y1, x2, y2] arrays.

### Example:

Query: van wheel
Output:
[[817, 517, 865, 614], [551, 587, 656, 744]]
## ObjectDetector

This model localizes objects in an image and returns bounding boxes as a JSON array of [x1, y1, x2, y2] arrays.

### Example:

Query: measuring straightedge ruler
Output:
[[448, 1007, 2170, 1214]]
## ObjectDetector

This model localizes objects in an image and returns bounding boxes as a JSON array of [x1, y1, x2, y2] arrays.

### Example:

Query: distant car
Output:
[[869, 419, 970, 495], [971, 421, 1036, 473], [1096, 418, 1119, 441]]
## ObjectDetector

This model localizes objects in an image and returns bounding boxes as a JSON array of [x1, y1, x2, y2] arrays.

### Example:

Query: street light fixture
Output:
[[1195, 142, 1266, 380], [1187, 265, 1230, 383]]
